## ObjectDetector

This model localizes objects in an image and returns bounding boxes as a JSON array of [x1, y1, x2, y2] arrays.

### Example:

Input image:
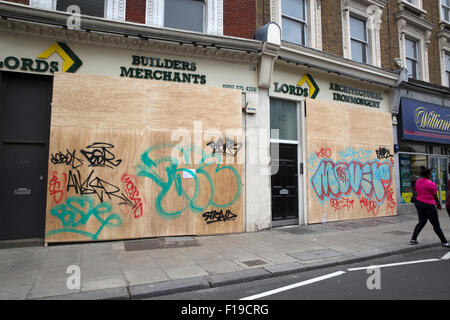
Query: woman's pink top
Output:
[[415, 178, 437, 205]]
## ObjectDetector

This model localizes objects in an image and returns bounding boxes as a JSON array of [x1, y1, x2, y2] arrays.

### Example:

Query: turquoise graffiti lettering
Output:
[[338, 147, 373, 162], [46, 196, 122, 240], [137, 143, 242, 219], [311, 159, 392, 203]]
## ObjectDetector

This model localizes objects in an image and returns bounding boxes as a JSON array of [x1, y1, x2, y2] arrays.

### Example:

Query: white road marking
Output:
[[347, 259, 441, 271], [239, 271, 346, 301], [442, 252, 450, 260]]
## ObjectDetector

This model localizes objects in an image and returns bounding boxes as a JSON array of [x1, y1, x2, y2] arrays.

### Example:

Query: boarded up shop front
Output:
[[305, 99, 396, 223], [270, 64, 397, 225], [45, 73, 244, 243]]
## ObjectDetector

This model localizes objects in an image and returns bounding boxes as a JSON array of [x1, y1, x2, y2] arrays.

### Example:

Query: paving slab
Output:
[[208, 268, 271, 288], [263, 262, 308, 276], [36, 286, 130, 300], [129, 276, 210, 299], [287, 249, 346, 262]]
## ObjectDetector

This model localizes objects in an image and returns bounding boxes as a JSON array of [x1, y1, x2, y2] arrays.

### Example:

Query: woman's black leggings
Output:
[[412, 200, 447, 244]]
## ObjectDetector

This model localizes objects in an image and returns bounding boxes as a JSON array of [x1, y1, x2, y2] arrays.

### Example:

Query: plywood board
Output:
[[45, 73, 244, 243], [305, 99, 397, 224]]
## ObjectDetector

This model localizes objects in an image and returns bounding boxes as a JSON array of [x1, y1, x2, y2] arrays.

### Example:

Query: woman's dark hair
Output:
[[420, 166, 432, 178]]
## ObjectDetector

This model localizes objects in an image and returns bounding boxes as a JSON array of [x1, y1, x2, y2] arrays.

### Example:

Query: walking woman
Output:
[[410, 166, 450, 248]]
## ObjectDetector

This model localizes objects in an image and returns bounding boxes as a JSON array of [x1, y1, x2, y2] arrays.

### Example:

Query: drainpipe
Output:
[[248, 23, 281, 231], [391, 68, 408, 211]]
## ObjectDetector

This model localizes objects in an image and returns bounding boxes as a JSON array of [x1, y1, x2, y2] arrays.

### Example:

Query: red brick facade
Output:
[[5, 0, 29, 5], [224, 0, 256, 39], [126, 0, 146, 25]]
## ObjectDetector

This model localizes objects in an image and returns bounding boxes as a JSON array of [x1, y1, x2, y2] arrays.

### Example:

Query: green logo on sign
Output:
[[0, 42, 82, 74], [273, 73, 320, 99]]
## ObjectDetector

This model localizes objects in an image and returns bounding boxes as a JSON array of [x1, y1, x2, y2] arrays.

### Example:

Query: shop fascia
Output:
[[273, 74, 384, 108], [329, 82, 383, 108], [120, 55, 207, 85], [0, 42, 82, 74]]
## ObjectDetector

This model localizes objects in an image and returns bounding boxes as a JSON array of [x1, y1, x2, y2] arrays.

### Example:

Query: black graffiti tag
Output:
[[202, 209, 237, 224], [375, 147, 394, 160], [50, 149, 84, 169], [206, 137, 242, 157], [80, 142, 122, 169], [67, 169, 133, 207]]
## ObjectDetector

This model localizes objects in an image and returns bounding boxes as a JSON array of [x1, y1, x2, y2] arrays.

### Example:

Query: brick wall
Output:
[[255, 0, 271, 30], [4, 0, 29, 5], [224, 0, 256, 39], [422, 0, 442, 86], [321, 0, 343, 57], [126, 0, 146, 25], [380, 1, 400, 71]]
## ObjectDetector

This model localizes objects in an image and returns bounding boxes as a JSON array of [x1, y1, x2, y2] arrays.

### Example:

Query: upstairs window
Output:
[[30, 0, 125, 21], [56, 0, 104, 18], [350, 16, 368, 64], [146, 0, 222, 35], [442, 0, 450, 22], [403, 0, 422, 8], [164, 0, 205, 32], [405, 38, 419, 79], [281, 0, 307, 46], [446, 52, 450, 87]]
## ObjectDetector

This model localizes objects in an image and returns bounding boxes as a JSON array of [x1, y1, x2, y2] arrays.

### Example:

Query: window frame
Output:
[[30, 0, 126, 21], [281, 0, 308, 46], [441, 0, 450, 22], [146, 0, 223, 35], [349, 15, 369, 64], [397, 15, 431, 82], [270, 0, 322, 50], [163, 0, 206, 33], [341, 2, 384, 68], [399, 0, 424, 10], [445, 51, 450, 87], [405, 37, 420, 80]]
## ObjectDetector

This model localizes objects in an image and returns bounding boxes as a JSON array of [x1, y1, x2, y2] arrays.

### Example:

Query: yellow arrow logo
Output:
[[38, 42, 82, 73], [297, 73, 320, 99]]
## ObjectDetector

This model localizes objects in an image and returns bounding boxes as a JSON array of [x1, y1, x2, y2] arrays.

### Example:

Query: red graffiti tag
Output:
[[386, 185, 396, 212], [330, 198, 355, 211], [335, 166, 348, 183], [121, 174, 144, 218], [359, 196, 379, 216], [48, 171, 67, 207], [316, 148, 332, 159], [389, 157, 395, 166]]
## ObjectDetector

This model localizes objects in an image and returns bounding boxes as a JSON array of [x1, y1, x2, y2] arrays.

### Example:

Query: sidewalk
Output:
[[1, 208, 450, 300]]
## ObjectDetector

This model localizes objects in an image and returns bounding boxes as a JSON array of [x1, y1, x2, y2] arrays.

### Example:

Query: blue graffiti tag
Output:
[[137, 143, 242, 219], [46, 196, 122, 240], [338, 147, 373, 162], [310, 159, 392, 203]]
